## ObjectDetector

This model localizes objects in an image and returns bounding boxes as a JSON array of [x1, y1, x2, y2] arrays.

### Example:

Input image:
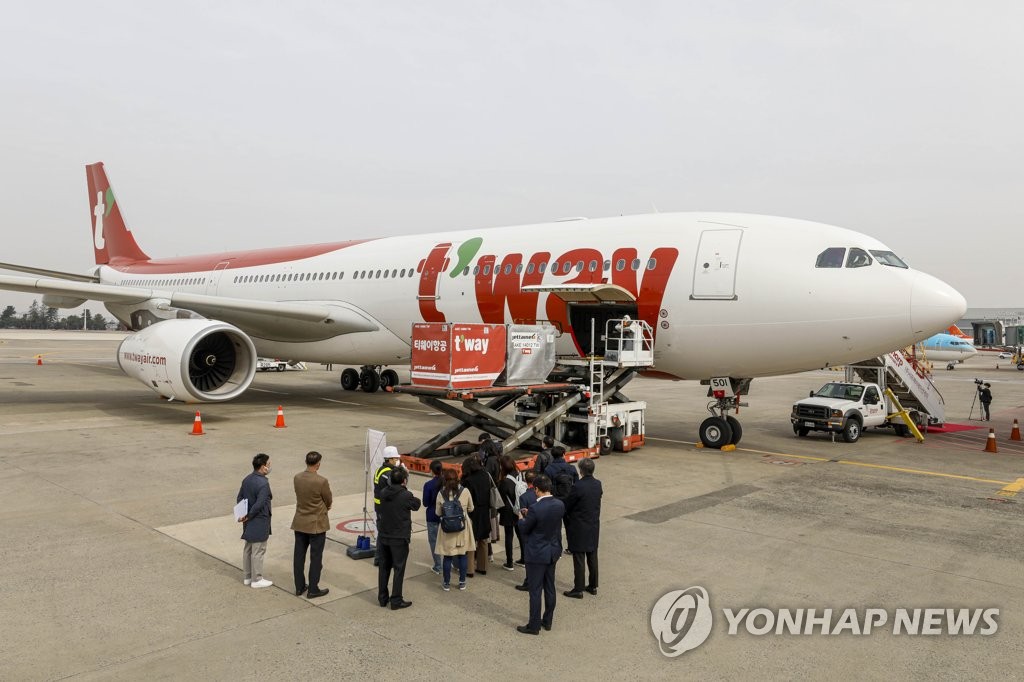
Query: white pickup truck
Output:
[[790, 381, 911, 442]]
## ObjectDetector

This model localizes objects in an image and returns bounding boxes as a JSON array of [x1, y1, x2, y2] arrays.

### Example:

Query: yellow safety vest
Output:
[[373, 465, 393, 505]]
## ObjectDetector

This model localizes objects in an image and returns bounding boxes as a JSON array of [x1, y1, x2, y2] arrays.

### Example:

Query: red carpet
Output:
[[925, 422, 984, 433]]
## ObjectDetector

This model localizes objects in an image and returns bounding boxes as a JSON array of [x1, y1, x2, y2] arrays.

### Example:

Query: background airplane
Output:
[[0, 163, 967, 447], [916, 332, 978, 369]]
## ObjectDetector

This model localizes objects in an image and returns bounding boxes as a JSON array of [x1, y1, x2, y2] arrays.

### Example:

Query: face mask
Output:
[[265, 466, 272, 475]]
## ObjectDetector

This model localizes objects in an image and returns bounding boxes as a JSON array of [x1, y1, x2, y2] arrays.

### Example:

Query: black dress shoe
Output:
[[296, 585, 307, 596], [515, 584, 529, 591], [378, 600, 388, 608], [542, 623, 551, 631], [391, 600, 413, 610], [563, 590, 585, 599], [307, 588, 330, 599], [477, 570, 487, 575], [516, 625, 540, 635], [585, 587, 598, 596]]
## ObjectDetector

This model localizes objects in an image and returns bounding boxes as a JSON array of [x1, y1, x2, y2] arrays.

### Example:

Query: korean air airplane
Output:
[[0, 162, 967, 447], [917, 332, 978, 368]]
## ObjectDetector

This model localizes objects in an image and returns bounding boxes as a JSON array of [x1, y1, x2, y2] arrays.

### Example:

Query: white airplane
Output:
[[916, 332, 977, 368], [0, 163, 967, 447]]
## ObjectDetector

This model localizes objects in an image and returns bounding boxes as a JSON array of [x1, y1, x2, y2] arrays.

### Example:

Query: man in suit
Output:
[[291, 451, 333, 598], [377, 467, 422, 610], [563, 457, 602, 598], [237, 453, 273, 589], [515, 474, 565, 635]]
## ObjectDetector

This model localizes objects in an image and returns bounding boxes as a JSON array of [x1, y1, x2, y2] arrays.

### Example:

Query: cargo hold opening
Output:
[[522, 283, 637, 357]]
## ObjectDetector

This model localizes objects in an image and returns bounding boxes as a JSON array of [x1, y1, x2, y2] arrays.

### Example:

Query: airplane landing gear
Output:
[[341, 368, 359, 390], [698, 378, 750, 448], [340, 366, 400, 393]]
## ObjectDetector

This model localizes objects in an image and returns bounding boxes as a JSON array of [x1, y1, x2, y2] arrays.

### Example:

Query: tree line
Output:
[[1, 300, 118, 330]]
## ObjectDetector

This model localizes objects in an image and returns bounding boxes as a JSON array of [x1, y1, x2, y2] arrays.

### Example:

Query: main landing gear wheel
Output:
[[340, 368, 359, 391], [360, 368, 380, 393], [699, 417, 733, 449], [379, 369, 400, 389]]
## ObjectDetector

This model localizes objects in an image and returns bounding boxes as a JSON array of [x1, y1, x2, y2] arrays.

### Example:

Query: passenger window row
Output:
[[119, 256, 663, 288], [461, 257, 657, 277], [122, 277, 206, 287]]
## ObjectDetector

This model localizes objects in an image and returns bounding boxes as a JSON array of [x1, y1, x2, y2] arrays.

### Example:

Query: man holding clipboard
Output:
[[237, 453, 274, 588]]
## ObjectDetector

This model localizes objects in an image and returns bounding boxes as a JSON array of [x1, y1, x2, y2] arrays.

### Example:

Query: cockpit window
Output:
[[869, 250, 908, 268], [846, 248, 872, 268], [815, 247, 845, 268]]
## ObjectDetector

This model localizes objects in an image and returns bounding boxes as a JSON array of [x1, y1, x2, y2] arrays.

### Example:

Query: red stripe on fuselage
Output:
[[107, 240, 374, 274]]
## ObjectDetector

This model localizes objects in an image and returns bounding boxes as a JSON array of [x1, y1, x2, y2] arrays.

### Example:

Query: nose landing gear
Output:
[[698, 378, 750, 448]]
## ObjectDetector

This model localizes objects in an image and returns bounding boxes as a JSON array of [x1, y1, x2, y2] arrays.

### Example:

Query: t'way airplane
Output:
[[0, 163, 966, 446]]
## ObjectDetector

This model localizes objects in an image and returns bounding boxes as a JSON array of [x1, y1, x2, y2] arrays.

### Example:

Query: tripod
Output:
[[968, 385, 990, 421]]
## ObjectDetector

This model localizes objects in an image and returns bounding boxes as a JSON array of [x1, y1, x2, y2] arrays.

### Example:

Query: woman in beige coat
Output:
[[435, 469, 475, 591]]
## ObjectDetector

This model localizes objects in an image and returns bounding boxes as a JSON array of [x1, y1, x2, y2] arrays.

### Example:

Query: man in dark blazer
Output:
[[515, 474, 565, 635], [291, 451, 333, 598], [563, 457, 602, 598], [376, 467, 422, 610], [237, 453, 273, 589]]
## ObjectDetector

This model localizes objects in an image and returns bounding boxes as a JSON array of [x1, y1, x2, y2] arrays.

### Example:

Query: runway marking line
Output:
[[996, 478, 1024, 498], [645, 436, 1013, 486], [320, 397, 436, 414]]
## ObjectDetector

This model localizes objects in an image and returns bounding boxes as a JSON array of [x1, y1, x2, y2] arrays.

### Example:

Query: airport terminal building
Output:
[[959, 308, 1024, 348]]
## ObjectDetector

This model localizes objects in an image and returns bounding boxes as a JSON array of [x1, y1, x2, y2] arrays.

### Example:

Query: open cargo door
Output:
[[522, 283, 637, 356]]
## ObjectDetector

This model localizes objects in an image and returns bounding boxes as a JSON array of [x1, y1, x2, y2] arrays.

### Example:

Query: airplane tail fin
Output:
[[947, 324, 969, 339], [86, 162, 150, 265]]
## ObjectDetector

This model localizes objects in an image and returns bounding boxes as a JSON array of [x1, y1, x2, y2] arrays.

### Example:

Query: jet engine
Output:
[[117, 319, 258, 402]]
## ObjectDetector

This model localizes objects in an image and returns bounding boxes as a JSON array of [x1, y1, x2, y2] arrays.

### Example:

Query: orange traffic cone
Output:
[[984, 428, 998, 453], [274, 405, 287, 429], [1011, 420, 1022, 441], [189, 411, 204, 436], [36, 356, 42, 366]]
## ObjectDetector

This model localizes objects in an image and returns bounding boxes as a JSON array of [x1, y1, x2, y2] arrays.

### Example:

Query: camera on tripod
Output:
[[974, 378, 987, 389]]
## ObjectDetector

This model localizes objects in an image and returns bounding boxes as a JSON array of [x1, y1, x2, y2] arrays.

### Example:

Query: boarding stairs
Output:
[[846, 350, 946, 425]]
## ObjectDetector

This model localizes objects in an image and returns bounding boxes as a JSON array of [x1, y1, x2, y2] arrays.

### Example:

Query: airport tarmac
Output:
[[2, 330, 1024, 680]]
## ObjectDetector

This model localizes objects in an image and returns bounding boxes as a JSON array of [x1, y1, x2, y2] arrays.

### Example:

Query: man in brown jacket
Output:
[[291, 451, 333, 598]]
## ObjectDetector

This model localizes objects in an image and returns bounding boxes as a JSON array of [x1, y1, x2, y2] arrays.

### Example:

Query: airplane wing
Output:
[[0, 274, 379, 336], [0, 262, 99, 282]]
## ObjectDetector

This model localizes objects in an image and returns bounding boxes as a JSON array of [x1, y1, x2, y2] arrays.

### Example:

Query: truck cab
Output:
[[790, 381, 888, 442]]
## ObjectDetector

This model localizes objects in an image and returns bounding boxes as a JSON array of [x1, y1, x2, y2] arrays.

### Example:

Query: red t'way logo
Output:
[[417, 242, 679, 344]]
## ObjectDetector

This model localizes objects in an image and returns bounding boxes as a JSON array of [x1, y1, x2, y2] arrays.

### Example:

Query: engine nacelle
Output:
[[117, 319, 258, 402]]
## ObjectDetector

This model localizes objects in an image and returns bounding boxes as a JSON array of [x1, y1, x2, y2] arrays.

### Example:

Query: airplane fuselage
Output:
[[98, 212, 964, 380]]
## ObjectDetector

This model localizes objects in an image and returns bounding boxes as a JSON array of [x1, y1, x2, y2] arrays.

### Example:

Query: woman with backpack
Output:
[[461, 456, 493, 577], [435, 468, 475, 591], [497, 455, 525, 571]]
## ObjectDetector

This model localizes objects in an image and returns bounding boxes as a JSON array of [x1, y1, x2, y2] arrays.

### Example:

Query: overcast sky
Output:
[[1, 1, 1021, 313]]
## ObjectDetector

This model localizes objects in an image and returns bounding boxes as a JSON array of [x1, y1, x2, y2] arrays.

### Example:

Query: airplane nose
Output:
[[910, 272, 967, 336]]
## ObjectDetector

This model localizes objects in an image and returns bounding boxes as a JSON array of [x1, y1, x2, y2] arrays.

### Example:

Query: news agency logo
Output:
[[651, 586, 1000, 658], [650, 587, 714, 657]]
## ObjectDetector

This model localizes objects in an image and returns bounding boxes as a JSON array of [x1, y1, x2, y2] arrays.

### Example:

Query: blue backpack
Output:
[[440, 486, 466, 533]]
